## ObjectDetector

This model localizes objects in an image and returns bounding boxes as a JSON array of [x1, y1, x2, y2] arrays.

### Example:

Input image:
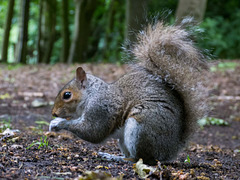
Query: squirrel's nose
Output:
[[52, 113, 58, 117], [52, 107, 59, 117]]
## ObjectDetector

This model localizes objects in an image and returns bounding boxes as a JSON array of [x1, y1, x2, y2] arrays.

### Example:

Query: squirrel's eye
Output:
[[63, 92, 72, 100]]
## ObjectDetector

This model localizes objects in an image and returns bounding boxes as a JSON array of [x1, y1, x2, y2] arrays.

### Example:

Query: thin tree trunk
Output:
[[102, 0, 116, 59], [60, 0, 70, 63], [37, 0, 43, 63], [176, 0, 208, 24], [125, 0, 148, 43], [16, 0, 30, 64], [67, 0, 98, 64], [42, 0, 56, 64], [1, 0, 15, 63]]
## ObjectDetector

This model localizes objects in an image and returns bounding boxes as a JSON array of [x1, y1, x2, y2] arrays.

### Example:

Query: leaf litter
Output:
[[0, 62, 240, 179]]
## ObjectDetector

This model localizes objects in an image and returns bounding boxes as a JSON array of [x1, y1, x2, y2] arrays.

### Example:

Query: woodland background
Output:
[[0, 1, 240, 179], [0, 0, 240, 65]]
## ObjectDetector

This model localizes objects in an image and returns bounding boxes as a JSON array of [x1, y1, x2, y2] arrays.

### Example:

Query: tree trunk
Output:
[[176, 0, 208, 24], [67, 0, 98, 64], [1, 0, 15, 63], [15, 0, 30, 64], [102, 0, 116, 59], [60, 0, 70, 63], [125, 0, 148, 43], [37, 0, 43, 63], [41, 0, 57, 64]]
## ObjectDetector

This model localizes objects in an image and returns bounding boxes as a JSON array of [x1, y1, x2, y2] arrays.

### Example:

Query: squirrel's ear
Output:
[[76, 67, 87, 88]]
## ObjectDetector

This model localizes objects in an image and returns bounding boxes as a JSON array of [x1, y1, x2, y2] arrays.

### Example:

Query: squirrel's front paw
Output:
[[49, 118, 67, 132]]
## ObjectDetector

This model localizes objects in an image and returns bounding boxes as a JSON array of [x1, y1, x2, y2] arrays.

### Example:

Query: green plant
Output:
[[184, 155, 191, 163], [198, 117, 229, 128], [27, 136, 52, 149], [0, 118, 11, 133], [35, 120, 49, 130]]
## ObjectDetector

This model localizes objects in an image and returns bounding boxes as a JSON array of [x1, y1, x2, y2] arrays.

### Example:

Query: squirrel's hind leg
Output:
[[122, 115, 169, 165], [121, 117, 139, 160], [98, 126, 134, 163]]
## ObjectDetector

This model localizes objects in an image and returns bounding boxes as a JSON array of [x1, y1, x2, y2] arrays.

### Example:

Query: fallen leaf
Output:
[[95, 165, 103, 169], [78, 170, 119, 180], [133, 159, 157, 179]]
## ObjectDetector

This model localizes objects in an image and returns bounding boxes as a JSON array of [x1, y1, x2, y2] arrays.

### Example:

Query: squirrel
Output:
[[49, 21, 208, 165]]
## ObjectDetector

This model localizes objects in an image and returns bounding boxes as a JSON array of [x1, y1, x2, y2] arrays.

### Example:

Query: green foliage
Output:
[[1, 0, 240, 64], [198, 12, 240, 59], [184, 155, 191, 163], [210, 62, 239, 72], [0, 1, 8, 26], [0, 0, 8, 53], [89, 0, 125, 63], [198, 117, 229, 128], [27, 136, 52, 149], [50, 37, 62, 64], [205, 0, 240, 19], [0, 118, 11, 133], [148, 0, 177, 21]]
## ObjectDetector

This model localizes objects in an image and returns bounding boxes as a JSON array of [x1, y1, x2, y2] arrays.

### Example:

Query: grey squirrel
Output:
[[49, 21, 208, 165]]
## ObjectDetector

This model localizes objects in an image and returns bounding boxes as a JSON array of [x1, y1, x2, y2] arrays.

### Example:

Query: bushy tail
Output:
[[133, 21, 208, 142]]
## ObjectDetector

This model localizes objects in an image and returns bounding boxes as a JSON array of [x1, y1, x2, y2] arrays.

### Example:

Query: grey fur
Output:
[[49, 22, 208, 165]]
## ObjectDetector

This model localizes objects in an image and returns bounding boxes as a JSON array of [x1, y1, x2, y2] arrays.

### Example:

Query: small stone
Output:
[[10, 144, 23, 150], [31, 99, 48, 108]]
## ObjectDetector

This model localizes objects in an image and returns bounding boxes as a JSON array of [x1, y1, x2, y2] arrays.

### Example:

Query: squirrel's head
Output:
[[52, 67, 87, 119]]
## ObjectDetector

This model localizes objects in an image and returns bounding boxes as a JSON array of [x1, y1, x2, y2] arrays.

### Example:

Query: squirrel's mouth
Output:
[[56, 115, 72, 120]]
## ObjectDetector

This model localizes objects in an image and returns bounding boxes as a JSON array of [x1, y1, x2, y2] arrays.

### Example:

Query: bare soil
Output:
[[0, 62, 240, 179]]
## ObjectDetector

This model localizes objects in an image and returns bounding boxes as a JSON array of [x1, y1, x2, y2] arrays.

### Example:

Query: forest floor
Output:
[[0, 62, 240, 180]]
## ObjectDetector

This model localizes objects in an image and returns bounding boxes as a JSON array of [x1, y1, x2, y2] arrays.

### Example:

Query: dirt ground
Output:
[[0, 62, 240, 179]]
